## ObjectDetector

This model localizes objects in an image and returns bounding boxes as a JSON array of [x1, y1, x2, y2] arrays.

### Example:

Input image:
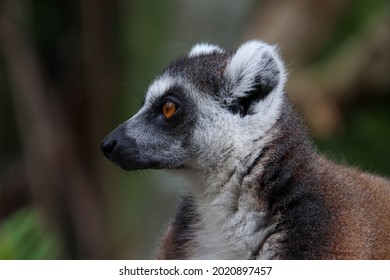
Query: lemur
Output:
[[101, 40, 390, 259]]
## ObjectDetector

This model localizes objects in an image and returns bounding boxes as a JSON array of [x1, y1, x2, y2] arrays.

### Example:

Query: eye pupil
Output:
[[163, 101, 176, 119]]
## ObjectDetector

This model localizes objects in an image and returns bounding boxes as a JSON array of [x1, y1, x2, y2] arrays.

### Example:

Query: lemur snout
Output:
[[101, 123, 165, 171], [100, 127, 140, 171]]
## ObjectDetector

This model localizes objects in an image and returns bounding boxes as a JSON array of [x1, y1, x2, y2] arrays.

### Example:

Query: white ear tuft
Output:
[[188, 43, 224, 57], [226, 40, 286, 99], [223, 40, 287, 118]]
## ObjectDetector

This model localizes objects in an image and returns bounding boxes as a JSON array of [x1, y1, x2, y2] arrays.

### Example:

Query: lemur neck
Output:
[[194, 100, 316, 214], [189, 100, 317, 259], [197, 100, 315, 196], [256, 100, 317, 207]]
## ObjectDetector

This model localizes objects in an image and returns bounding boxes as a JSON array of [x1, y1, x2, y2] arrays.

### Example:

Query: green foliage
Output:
[[0, 207, 60, 259]]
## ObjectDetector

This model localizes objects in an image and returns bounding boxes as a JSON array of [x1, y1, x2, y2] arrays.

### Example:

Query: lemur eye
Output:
[[162, 101, 177, 119]]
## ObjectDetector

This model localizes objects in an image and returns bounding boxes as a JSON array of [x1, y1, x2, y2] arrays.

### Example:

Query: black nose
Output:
[[100, 138, 117, 158]]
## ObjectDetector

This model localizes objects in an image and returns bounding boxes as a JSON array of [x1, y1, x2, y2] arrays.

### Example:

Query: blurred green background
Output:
[[0, 0, 389, 259]]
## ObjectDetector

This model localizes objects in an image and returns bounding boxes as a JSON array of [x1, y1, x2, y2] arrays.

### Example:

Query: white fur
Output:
[[186, 114, 282, 259], [144, 74, 176, 105], [188, 43, 224, 57], [192, 156, 282, 259]]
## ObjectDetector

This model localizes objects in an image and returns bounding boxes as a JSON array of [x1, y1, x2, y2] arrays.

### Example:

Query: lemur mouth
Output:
[[106, 150, 161, 172]]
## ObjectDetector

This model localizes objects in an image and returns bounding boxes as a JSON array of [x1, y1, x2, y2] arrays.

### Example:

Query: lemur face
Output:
[[101, 41, 286, 174]]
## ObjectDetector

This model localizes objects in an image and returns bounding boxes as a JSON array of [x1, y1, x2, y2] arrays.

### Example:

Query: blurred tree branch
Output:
[[0, 160, 30, 220], [0, 0, 119, 258]]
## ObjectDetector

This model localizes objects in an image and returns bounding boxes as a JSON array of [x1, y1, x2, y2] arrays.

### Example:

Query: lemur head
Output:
[[101, 40, 286, 180]]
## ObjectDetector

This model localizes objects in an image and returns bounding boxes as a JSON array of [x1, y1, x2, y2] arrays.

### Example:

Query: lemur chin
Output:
[[101, 40, 390, 259]]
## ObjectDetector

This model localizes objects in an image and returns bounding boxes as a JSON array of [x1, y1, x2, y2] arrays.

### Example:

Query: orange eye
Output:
[[162, 101, 177, 119]]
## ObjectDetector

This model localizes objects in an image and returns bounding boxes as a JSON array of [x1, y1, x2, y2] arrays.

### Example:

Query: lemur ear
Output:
[[225, 40, 286, 116], [188, 43, 224, 57]]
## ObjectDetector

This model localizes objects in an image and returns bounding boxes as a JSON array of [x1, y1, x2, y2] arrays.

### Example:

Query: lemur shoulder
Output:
[[101, 40, 390, 259]]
